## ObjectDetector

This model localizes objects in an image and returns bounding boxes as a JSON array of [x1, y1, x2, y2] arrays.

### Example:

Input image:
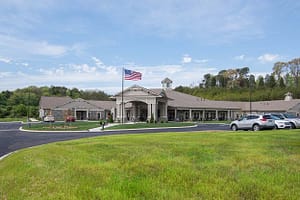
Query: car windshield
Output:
[[270, 115, 281, 120], [283, 113, 297, 118], [272, 114, 284, 119], [263, 115, 272, 119]]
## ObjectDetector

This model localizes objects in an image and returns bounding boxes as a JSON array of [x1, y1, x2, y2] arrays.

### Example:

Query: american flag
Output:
[[124, 69, 142, 80]]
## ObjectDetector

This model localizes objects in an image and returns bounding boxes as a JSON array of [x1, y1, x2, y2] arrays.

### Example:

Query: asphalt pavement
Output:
[[0, 122, 229, 158]]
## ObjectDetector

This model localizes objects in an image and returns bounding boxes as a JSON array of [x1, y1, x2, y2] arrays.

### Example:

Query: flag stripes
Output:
[[124, 69, 142, 80]]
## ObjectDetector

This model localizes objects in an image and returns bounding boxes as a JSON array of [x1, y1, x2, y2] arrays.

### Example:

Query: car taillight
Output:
[[260, 118, 267, 122]]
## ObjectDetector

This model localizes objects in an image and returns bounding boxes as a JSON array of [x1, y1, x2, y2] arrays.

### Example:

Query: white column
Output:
[[153, 103, 157, 121], [147, 103, 152, 120], [164, 102, 168, 121], [202, 110, 205, 121], [132, 103, 136, 121], [215, 110, 218, 120], [189, 109, 192, 121]]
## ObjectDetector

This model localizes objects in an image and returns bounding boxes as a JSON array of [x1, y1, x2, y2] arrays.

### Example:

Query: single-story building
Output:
[[39, 78, 300, 122], [39, 96, 115, 121]]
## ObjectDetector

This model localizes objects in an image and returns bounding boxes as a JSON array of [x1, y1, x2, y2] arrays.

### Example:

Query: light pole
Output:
[[249, 74, 253, 114], [27, 87, 31, 127]]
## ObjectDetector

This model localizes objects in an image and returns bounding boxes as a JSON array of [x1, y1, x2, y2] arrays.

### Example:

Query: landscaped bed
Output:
[[22, 121, 100, 131], [105, 122, 196, 130], [22, 121, 196, 131], [0, 130, 299, 199]]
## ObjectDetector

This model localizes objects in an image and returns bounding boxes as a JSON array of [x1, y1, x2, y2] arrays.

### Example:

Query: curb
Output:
[[0, 152, 16, 161], [19, 127, 90, 133], [97, 124, 198, 132]]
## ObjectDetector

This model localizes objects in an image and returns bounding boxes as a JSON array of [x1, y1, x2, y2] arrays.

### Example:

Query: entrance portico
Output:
[[114, 85, 168, 122]]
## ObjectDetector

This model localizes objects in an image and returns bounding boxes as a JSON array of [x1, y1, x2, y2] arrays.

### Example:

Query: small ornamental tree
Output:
[[150, 113, 154, 123]]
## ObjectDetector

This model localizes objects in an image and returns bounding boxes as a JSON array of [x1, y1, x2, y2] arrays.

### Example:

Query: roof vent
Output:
[[284, 92, 293, 101]]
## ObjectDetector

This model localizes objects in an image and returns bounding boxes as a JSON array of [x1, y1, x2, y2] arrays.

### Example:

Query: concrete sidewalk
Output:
[[88, 122, 135, 132]]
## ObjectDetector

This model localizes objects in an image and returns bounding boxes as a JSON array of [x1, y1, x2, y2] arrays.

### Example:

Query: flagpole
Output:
[[121, 67, 124, 124]]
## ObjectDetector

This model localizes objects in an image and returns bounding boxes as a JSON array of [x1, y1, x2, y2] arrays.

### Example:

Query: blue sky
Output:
[[0, 0, 299, 94]]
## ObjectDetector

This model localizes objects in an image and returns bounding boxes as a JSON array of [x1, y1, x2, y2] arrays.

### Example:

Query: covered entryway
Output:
[[125, 101, 148, 122], [76, 110, 87, 120], [113, 85, 168, 122]]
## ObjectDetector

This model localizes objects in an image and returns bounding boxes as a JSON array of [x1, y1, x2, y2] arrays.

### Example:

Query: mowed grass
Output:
[[106, 122, 195, 130], [0, 117, 28, 122], [22, 121, 100, 131], [0, 130, 299, 199]]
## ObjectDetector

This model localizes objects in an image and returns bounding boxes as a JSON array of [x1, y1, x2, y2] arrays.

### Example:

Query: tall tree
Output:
[[257, 75, 265, 88]]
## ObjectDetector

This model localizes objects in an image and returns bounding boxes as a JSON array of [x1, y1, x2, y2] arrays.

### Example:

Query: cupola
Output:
[[161, 77, 173, 90]]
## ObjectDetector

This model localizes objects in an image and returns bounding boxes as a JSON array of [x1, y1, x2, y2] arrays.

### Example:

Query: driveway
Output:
[[0, 122, 229, 158]]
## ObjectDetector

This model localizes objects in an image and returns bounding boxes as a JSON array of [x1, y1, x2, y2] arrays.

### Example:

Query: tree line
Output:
[[0, 86, 111, 118], [175, 57, 300, 101]]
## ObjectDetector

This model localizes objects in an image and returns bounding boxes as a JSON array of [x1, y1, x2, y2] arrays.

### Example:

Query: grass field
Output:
[[0, 130, 299, 199], [106, 122, 195, 130], [22, 121, 100, 131], [0, 117, 28, 122], [22, 121, 195, 131]]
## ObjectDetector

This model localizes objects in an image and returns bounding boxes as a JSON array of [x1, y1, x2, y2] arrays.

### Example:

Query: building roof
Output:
[[241, 99, 300, 112], [113, 85, 164, 98], [151, 89, 241, 110], [161, 77, 173, 84], [39, 96, 72, 109], [40, 88, 300, 114], [40, 96, 115, 111], [88, 100, 116, 110], [53, 98, 104, 111]]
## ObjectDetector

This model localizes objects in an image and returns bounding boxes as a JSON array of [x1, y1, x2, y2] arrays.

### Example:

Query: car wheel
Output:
[[231, 124, 238, 131], [291, 123, 296, 129], [252, 124, 260, 131]]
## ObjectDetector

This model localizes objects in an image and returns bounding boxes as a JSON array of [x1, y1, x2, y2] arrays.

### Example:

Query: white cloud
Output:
[[71, 64, 97, 73], [234, 54, 245, 60], [0, 60, 219, 94], [258, 53, 279, 63], [92, 0, 264, 41], [0, 71, 12, 78], [0, 57, 11, 63], [194, 59, 209, 64], [182, 54, 192, 64], [91, 57, 118, 75], [32, 41, 67, 56], [0, 34, 68, 57], [92, 56, 104, 67]]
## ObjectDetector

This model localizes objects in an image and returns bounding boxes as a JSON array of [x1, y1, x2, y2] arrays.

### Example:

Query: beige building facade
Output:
[[39, 78, 300, 122]]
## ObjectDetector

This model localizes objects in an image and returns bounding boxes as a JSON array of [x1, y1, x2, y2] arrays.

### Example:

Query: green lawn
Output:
[[0, 117, 28, 122], [22, 121, 100, 131], [0, 130, 299, 199], [22, 121, 195, 131], [106, 122, 195, 130]]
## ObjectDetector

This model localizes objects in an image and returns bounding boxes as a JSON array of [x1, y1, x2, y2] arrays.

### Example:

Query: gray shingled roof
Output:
[[151, 89, 241, 110], [40, 89, 300, 113], [88, 100, 115, 110], [39, 96, 72, 109], [242, 99, 300, 112], [40, 96, 115, 111], [53, 98, 104, 111]]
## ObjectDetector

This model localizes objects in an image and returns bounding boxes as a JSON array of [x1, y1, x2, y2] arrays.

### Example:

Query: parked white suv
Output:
[[230, 114, 275, 131], [271, 113, 300, 129], [269, 114, 291, 129]]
